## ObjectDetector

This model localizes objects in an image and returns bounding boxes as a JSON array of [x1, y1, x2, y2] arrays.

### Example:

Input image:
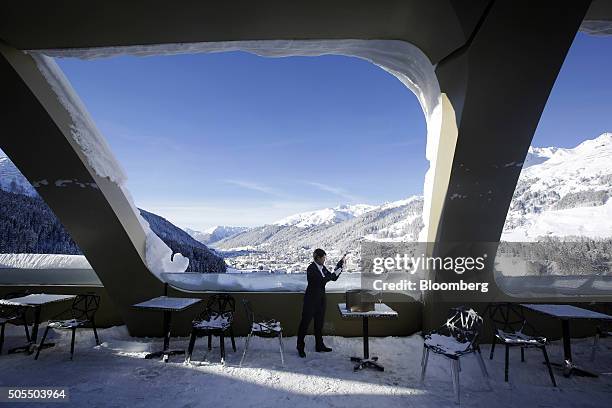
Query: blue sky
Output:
[[56, 33, 611, 230]]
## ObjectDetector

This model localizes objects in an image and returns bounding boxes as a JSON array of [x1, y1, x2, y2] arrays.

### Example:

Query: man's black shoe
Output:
[[315, 345, 332, 352], [297, 347, 306, 358]]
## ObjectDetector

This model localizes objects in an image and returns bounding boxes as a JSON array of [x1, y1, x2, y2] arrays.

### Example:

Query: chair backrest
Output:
[[485, 302, 528, 333], [443, 306, 483, 349], [199, 294, 235, 321], [71, 294, 100, 321], [242, 299, 255, 326], [206, 294, 235, 313], [0, 291, 30, 317]]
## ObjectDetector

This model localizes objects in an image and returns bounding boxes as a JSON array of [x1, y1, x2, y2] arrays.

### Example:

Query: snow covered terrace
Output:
[[1, 324, 612, 407]]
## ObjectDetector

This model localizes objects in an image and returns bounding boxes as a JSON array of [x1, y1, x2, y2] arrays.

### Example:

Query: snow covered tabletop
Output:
[[337, 303, 398, 318], [521, 304, 612, 320], [0, 293, 76, 306], [132, 296, 202, 311]]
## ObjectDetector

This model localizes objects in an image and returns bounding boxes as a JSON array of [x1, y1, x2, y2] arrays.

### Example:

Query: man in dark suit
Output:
[[296, 248, 345, 358]]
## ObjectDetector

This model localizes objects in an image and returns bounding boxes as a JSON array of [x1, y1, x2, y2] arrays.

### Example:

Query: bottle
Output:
[[334, 253, 348, 272]]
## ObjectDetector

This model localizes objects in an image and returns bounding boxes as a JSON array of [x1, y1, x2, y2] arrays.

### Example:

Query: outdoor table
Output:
[[133, 296, 201, 362], [338, 303, 398, 371], [521, 303, 612, 378], [0, 294, 76, 354]]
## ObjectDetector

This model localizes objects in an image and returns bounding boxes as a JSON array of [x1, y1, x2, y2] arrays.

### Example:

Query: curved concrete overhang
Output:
[[0, 0, 490, 64]]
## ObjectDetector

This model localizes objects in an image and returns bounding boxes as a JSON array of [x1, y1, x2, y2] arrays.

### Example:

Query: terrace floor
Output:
[[1, 324, 612, 407]]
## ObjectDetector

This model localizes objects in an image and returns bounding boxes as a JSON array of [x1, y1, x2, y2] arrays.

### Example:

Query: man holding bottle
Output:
[[296, 248, 346, 358]]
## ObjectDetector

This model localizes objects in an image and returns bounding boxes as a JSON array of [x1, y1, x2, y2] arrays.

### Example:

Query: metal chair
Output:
[[0, 292, 31, 355], [34, 294, 101, 360], [240, 299, 284, 366], [485, 302, 556, 386], [421, 306, 489, 404], [589, 303, 612, 361], [185, 294, 237, 364]]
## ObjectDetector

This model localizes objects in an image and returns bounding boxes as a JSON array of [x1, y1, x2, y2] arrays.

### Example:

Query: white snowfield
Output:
[[502, 198, 612, 241], [502, 132, 612, 241], [1, 324, 611, 407]]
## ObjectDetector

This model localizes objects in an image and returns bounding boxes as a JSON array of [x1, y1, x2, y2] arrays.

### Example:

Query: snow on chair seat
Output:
[[193, 312, 233, 330], [48, 318, 89, 329], [34, 294, 101, 361], [421, 307, 489, 404], [252, 320, 282, 333], [485, 302, 556, 387], [240, 299, 284, 366], [185, 294, 237, 365], [496, 329, 546, 345], [424, 332, 472, 357]]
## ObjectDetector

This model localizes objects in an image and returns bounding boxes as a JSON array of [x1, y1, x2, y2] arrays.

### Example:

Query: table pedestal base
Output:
[[351, 356, 384, 371], [145, 349, 185, 362], [549, 360, 599, 378]]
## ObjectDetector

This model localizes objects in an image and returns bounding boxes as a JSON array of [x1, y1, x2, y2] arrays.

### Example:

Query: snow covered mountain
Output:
[[522, 146, 570, 168], [502, 132, 612, 241], [273, 204, 377, 228], [186, 226, 250, 245], [0, 151, 37, 197], [215, 196, 424, 254], [2, 132, 610, 272], [217, 133, 612, 257]]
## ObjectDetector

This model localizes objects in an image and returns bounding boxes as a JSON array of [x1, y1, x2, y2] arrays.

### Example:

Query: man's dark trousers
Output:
[[297, 292, 326, 348]]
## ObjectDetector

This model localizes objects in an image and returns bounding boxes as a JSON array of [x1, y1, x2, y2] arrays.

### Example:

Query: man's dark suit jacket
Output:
[[304, 262, 339, 302]]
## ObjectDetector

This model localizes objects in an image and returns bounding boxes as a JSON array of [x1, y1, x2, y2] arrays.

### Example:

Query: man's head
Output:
[[313, 248, 326, 265]]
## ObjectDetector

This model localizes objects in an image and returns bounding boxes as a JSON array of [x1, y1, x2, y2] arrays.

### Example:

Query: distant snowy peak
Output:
[[0, 153, 37, 197], [378, 196, 422, 210], [273, 203, 377, 228], [521, 132, 612, 182], [186, 225, 249, 245], [523, 146, 566, 168], [205, 225, 249, 235], [573, 131, 612, 153], [523, 132, 611, 169]]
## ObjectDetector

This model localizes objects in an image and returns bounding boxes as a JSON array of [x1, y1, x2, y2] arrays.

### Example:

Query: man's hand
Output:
[[335, 253, 348, 271]]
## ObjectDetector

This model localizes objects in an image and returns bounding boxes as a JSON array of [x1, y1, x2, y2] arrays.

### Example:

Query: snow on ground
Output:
[[1, 324, 612, 407]]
